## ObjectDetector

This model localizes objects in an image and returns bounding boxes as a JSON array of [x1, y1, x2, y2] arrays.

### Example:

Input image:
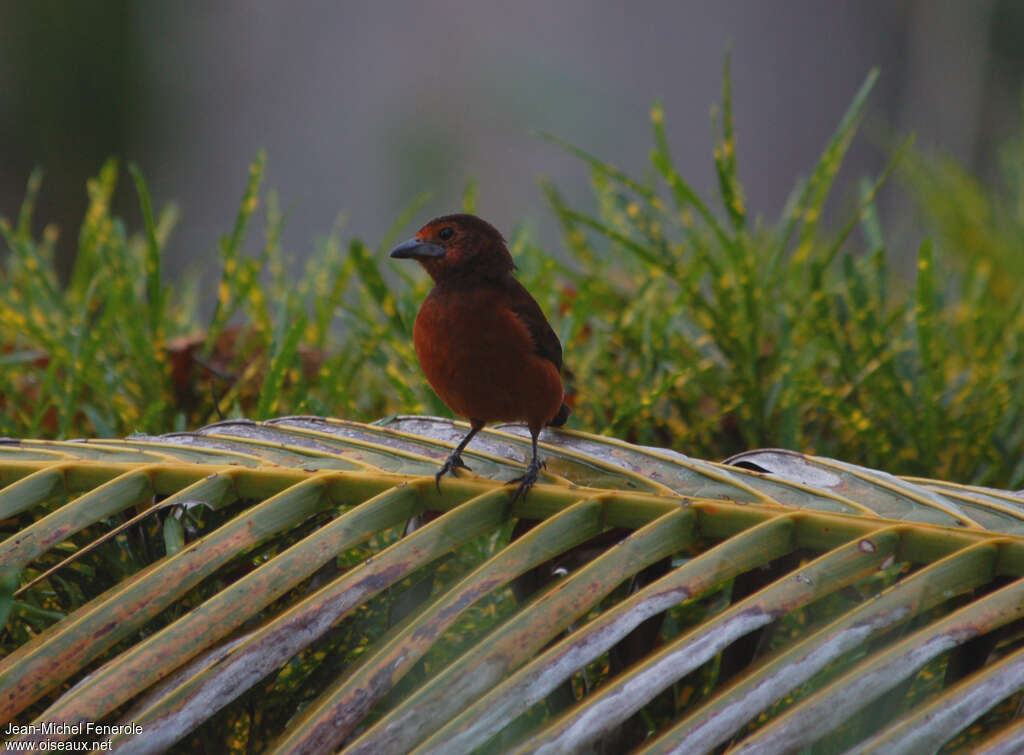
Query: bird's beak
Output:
[[389, 237, 446, 259]]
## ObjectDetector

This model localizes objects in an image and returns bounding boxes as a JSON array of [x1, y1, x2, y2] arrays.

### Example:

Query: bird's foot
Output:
[[434, 450, 471, 492], [507, 457, 545, 504]]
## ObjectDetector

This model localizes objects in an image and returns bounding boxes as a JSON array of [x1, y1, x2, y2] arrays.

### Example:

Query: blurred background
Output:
[[1, 0, 1022, 280]]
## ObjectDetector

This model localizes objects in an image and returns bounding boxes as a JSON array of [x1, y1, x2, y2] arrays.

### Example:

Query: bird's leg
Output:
[[508, 429, 545, 504], [435, 420, 483, 491]]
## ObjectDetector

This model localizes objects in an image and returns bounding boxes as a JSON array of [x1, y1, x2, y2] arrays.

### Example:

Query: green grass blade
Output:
[[15, 169, 44, 240], [537, 130, 656, 200], [712, 53, 746, 232], [206, 150, 265, 353], [792, 68, 879, 262], [257, 309, 307, 418], [461, 177, 478, 213], [128, 164, 164, 339]]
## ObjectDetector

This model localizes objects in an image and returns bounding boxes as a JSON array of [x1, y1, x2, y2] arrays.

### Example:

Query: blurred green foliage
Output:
[[2, 64, 1022, 488]]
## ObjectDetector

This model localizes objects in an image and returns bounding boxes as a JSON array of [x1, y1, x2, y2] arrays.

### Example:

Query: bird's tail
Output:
[[548, 402, 571, 427]]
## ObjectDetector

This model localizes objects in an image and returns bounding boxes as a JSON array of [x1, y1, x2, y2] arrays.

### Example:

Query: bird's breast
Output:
[[412, 286, 563, 426]]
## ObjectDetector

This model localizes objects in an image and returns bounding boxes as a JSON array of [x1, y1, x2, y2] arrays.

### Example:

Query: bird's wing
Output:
[[502, 277, 563, 370]]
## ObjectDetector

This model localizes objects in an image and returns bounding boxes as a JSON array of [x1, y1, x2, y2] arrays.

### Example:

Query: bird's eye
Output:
[[438, 227, 454, 241]]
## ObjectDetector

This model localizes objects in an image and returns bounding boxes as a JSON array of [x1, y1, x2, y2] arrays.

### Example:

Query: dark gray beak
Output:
[[389, 237, 446, 259]]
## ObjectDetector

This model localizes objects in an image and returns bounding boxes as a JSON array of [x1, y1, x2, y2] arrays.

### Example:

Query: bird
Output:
[[389, 213, 570, 503]]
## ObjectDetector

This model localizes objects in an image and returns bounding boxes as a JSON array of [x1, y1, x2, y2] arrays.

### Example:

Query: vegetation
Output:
[[2, 420, 1021, 753], [3, 61, 1024, 753], [2, 62, 1022, 489]]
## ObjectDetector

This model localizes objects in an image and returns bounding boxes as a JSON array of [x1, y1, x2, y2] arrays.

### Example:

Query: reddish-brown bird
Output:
[[390, 213, 570, 501]]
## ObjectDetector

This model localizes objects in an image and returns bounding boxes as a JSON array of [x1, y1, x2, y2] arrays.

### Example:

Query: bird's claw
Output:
[[434, 451, 471, 492], [507, 456, 544, 504]]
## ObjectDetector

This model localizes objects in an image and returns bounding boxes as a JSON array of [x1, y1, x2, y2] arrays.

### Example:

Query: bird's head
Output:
[[389, 213, 515, 283]]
